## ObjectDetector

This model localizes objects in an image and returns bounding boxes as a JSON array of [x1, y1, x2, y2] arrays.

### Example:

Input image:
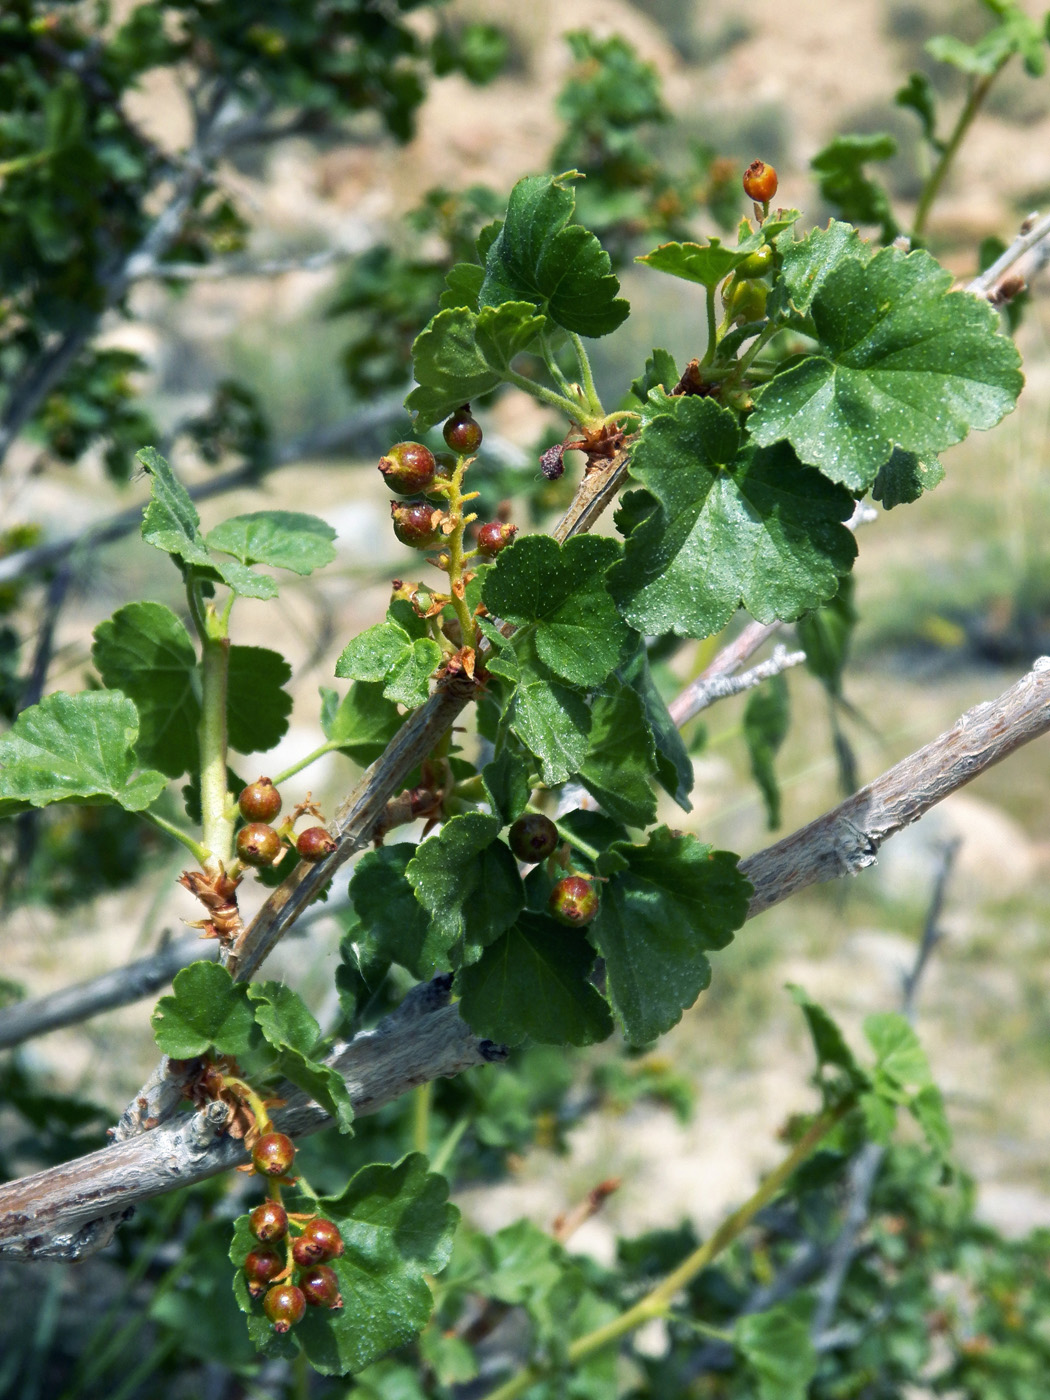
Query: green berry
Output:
[[443, 407, 482, 454], [509, 814, 559, 863], [735, 244, 773, 278], [238, 777, 282, 823], [391, 500, 442, 549], [244, 1247, 283, 1297], [299, 1265, 343, 1309], [252, 1131, 296, 1177], [237, 822, 282, 867], [263, 1283, 306, 1332], [475, 521, 517, 557], [297, 826, 336, 861], [300, 1217, 345, 1262], [378, 441, 436, 495], [724, 278, 768, 324], [249, 1200, 288, 1242], [548, 875, 600, 928]]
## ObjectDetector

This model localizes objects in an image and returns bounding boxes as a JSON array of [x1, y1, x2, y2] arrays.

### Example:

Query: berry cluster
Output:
[[233, 780, 336, 875], [243, 1132, 345, 1330]]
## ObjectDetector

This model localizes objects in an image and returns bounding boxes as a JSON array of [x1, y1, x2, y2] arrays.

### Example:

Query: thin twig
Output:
[[668, 645, 806, 728], [967, 209, 1050, 295]]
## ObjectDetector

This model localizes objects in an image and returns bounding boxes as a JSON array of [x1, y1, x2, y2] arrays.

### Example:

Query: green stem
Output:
[[430, 1113, 470, 1174], [139, 810, 210, 866], [730, 320, 779, 382], [701, 285, 719, 366], [272, 740, 343, 785], [445, 454, 478, 650], [912, 66, 1004, 242], [541, 333, 575, 397], [478, 1102, 851, 1400], [503, 367, 591, 426], [569, 332, 603, 418], [413, 1080, 433, 1156], [551, 817, 601, 864]]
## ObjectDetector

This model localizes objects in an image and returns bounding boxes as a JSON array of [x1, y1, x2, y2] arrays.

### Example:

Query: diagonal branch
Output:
[[3, 659, 1047, 1260]]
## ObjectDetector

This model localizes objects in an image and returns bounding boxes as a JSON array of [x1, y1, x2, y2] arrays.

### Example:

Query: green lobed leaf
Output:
[[482, 534, 630, 687], [206, 511, 336, 577], [227, 646, 292, 754], [774, 218, 873, 318], [477, 172, 629, 337], [749, 244, 1024, 489], [798, 576, 856, 697], [481, 744, 534, 825], [457, 912, 614, 1046], [612, 397, 856, 638], [787, 985, 870, 1090], [137, 447, 278, 599], [0, 690, 167, 817], [810, 133, 899, 243], [620, 644, 694, 811], [320, 683, 403, 765], [872, 448, 945, 509], [896, 71, 941, 148], [349, 844, 449, 978], [335, 624, 441, 709], [736, 1302, 818, 1400], [591, 827, 751, 1043], [232, 1155, 457, 1375], [92, 602, 199, 778], [247, 981, 354, 1133], [407, 813, 524, 964], [578, 678, 658, 827], [406, 302, 546, 431], [637, 213, 801, 290], [509, 679, 591, 785], [743, 672, 790, 829], [151, 961, 257, 1058]]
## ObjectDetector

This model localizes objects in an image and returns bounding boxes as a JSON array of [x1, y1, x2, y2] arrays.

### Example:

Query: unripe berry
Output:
[[252, 1131, 296, 1177], [297, 826, 336, 862], [735, 244, 773, 278], [443, 407, 482, 455], [743, 159, 778, 204], [509, 814, 559, 864], [391, 500, 442, 550], [263, 1283, 306, 1333], [250, 1200, 289, 1242], [299, 1217, 345, 1263], [299, 1265, 344, 1309], [475, 521, 518, 557], [548, 875, 600, 928], [725, 278, 769, 325], [378, 441, 436, 495], [238, 777, 282, 823], [244, 1247, 283, 1297], [237, 822, 282, 867]]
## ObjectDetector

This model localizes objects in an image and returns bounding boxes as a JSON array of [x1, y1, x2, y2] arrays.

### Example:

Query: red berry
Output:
[[296, 826, 336, 862], [508, 814, 559, 863], [443, 407, 482, 455], [743, 160, 778, 204], [391, 500, 442, 549], [238, 777, 282, 823], [249, 1200, 288, 1242], [300, 1217, 345, 1263], [475, 521, 518, 558], [378, 441, 436, 495], [263, 1283, 306, 1333], [548, 875, 600, 928], [299, 1265, 344, 1309], [244, 1247, 283, 1297], [237, 822, 282, 867], [252, 1131, 296, 1177]]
